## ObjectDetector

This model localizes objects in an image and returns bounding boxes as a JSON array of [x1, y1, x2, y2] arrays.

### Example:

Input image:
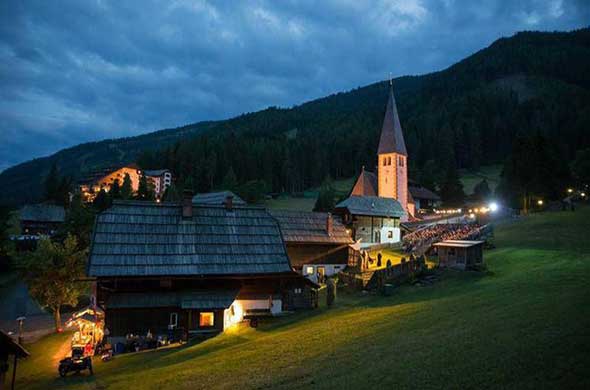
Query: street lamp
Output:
[[537, 200, 544, 206], [567, 188, 573, 194]]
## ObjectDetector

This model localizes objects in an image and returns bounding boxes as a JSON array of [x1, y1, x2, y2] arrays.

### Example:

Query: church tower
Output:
[[377, 82, 409, 214]]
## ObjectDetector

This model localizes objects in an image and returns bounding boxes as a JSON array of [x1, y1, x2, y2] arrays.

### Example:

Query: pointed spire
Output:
[[377, 80, 407, 156]]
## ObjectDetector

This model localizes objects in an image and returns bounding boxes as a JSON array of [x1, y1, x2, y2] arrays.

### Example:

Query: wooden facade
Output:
[[269, 210, 354, 282], [433, 240, 485, 270], [19, 204, 65, 236], [88, 197, 315, 341]]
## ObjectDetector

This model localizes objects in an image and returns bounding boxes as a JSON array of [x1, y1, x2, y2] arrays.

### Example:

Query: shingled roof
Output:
[[335, 195, 406, 218], [20, 204, 65, 223], [88, 201, 292, 277], [349, 169, 377, 197], [269, 210, 353, 245], [107, 289, 239, 309], [193, 191, 247, 206], [377, 84, 407, 156]]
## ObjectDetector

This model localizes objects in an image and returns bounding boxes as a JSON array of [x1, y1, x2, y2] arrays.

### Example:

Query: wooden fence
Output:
[[340, 258, 424, 290]]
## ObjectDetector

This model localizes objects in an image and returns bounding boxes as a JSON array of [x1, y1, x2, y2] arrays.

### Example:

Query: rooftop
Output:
[[88, 200, 292, 277], [20, 204, 65, 223], [269, 210, 353, 245], [335, 195, 406, 218], [433, 240, 485, 248], [192, 191, 247, 206]]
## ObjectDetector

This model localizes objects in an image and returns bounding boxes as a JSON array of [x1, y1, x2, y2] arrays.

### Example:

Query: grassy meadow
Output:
[[14, 207, 590, 389]]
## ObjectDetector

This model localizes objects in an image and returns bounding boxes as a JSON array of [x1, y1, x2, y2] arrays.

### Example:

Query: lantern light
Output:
[[537, 199, 544, 206]]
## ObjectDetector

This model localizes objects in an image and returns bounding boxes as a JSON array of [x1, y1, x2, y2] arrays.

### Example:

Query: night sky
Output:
[[1, 0, 588, 171]]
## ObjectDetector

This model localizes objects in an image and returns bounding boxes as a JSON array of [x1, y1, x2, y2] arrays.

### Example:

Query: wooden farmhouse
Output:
[[432, 240, 485, 270], [19, 203, 65, 236], [87, 193, 315, 343], [269, 210, 354, 283]]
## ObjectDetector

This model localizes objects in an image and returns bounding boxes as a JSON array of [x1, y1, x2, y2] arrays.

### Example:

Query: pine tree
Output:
[[440, 163, 465, 207], [110, 178, 121, 199], [56, 176, 71, 207], [136, 172, 153, 201], [162, 183, 182, 202], [473, 179, 491, 200], [313, 178, 336, 212], [44, 163, 60, 202], [120, 173, 133, 200], [93, 189, 111, 211], [420, 160, 438, 191], [222, 166, 238, 191]]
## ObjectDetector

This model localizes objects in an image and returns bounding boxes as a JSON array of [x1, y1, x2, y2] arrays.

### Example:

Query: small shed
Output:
[[19, 204, 65, 235], [432, 240, 485, 270], [0, 331, 29, 390]]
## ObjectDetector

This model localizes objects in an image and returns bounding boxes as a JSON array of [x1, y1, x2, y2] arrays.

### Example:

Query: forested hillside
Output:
[[2, 28, 589, 205]]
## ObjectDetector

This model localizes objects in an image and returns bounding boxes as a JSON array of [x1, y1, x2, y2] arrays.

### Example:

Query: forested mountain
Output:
[[2, 27, 589, 206]]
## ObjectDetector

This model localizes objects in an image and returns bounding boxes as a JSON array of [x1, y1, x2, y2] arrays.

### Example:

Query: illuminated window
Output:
[[306, 266, 314, 275], [199, 312, 214, 327], [169, 312, 178, 327]]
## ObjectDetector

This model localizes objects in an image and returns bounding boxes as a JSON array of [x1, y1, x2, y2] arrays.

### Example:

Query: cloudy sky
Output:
[[1, 0, 588, 171]]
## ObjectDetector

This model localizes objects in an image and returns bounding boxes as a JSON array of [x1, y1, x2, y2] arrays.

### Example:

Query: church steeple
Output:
[[377, 82, 407, 156], [377, 80, 410, 218]]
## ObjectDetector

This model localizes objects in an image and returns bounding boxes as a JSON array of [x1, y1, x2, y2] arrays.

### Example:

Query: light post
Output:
[[11, 316, 25, 390]]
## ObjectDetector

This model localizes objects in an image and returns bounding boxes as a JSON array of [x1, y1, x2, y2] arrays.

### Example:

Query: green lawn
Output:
[[15, 208, 590, 389]]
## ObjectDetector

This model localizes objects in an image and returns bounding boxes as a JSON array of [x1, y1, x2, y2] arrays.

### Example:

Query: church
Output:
[[334, 82, 415, 246]]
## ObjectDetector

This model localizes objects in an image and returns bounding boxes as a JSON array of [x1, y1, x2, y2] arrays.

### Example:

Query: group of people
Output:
[[403, 223, 482, 253]]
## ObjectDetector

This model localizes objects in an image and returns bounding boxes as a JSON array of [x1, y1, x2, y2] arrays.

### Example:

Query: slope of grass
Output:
[[15, 208, 590, 389]]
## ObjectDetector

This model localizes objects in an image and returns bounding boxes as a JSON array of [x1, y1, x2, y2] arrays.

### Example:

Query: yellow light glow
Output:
[[225, 301, 244, 329], [469, 213, 476, 218], [582, 192, 586, 197], [537, 200, 544, 206], [567, 188, 573, 193]]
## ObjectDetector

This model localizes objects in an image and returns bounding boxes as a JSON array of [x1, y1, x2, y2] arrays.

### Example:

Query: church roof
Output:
[[335, 196, 406, 218], [377, 84, 407, 156], [349, 169, 377, 197]]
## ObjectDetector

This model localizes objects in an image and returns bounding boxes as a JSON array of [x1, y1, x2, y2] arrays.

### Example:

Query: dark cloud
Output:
[[1, 0, 589, 171]]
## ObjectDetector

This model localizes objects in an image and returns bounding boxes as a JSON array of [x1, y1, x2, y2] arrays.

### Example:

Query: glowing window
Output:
[[169, 312, 178, 327], [199, 312, 214, 327], [306, 266, 314, 275]]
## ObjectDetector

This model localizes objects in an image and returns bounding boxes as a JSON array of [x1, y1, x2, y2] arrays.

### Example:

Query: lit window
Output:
[[306, 266, 314, 275], [199, 312, 214, 327], [169, 312, 178, 327]]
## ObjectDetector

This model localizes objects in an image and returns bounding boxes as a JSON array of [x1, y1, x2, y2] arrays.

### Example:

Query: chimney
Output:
[[326, 213, 333, 235], [182, 189, 193, 219], [224, 195, 234, 211]]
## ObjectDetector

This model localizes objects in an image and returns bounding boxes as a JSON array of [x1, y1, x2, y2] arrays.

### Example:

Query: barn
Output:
[[87, 193, 314, 342], [432, 240, 485, 270], [269, 210, 354, 283]]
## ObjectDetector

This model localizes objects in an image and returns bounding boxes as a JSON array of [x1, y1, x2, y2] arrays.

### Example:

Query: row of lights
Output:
[[434, 208, 462, 215]]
